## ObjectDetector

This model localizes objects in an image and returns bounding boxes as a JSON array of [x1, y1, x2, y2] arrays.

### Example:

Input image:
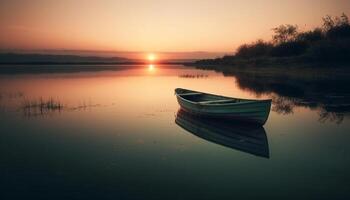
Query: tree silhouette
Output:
[[323, 13, 349, 31], [272, 24, 298, 44]]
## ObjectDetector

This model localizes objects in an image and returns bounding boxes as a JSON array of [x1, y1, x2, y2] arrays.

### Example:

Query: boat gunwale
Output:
[[175, 88, 272, 106]]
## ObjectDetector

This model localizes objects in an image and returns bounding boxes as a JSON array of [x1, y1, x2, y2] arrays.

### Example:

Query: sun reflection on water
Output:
[[148, 64, 155, 71]]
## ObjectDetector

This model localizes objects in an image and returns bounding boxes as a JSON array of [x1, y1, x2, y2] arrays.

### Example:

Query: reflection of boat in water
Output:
[[175, 88, 272, 125], [175, 109, 269, 158]]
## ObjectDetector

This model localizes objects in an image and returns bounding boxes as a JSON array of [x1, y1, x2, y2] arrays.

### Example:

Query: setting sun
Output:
[[147, 53, 156, 62]]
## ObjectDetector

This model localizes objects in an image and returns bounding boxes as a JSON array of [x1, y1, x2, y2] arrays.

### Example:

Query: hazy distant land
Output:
[[0, 53, 197, 65], [0, 53, 196, 74], [0, 53, 130, 64]]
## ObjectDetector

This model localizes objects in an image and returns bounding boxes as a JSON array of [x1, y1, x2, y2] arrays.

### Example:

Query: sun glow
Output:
[[148, 64, 155, 71], [147, 53, 156, 62]]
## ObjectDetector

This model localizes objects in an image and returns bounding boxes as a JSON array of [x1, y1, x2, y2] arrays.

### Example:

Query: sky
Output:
[[0, 0, 349, 59]]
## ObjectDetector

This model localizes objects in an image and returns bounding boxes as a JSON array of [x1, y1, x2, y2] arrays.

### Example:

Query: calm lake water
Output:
[[0, 64, 349, 199]]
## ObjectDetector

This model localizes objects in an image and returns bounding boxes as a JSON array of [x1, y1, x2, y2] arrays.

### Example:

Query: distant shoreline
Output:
[[184, 62, 350, 81], [0, 53, 196, 66], [0, 62, 193, 74], [0, 61, 192, 65]]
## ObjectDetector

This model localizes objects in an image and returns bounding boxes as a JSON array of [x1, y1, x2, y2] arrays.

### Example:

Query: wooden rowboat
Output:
[[175, 88, 272, 125], [175, 109, 269, 158]]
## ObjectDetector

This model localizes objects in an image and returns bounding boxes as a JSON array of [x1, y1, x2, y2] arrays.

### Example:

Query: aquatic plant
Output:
[[178, 74, 208, 78], [70, 101, 101, 111], [20, 97, 63, 117]]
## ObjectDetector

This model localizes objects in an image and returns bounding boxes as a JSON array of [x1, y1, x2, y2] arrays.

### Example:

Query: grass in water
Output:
[[21, 97, 63, 117], [179, 74, 208, 78]]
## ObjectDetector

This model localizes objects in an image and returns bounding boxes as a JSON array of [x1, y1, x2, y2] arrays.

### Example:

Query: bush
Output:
[[270, 40, 309, 57], [326, 25, 350, 39], [323, 13, 350, 39], [306, 39, 350, 62], [272, 24, 299, 44], [236, 40, 273, 58], [296, 28, 324, 43], [195, 13, 350, 66]]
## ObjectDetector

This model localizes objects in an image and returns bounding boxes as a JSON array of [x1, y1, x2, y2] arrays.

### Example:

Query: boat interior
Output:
[[177, 90, 243, 104]]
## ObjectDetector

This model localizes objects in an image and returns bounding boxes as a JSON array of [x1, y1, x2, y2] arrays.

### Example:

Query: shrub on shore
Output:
[[195, 13, 350, 66]]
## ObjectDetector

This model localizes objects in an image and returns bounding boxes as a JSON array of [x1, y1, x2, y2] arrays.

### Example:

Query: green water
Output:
[[0, 65, 349, 199]]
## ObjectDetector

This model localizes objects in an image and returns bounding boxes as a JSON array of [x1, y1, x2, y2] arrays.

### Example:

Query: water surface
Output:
[[0, 64, 349, 199]]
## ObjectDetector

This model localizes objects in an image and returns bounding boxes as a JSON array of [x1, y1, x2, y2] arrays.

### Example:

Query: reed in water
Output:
[[21, 97, 63, 117], [178, 74, 208, 78]]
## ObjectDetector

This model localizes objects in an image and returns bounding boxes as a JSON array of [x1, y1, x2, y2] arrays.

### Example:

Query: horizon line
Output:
[[0, 49, 232, 54]]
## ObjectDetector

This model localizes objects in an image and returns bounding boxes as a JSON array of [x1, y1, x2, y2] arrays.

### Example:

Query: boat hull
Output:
[[175, 88, 272, 125]]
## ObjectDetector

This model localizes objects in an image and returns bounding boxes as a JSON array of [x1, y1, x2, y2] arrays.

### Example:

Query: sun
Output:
[[147, 53, 156, 62]]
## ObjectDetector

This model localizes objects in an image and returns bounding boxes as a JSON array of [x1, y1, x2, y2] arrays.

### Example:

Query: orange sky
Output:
[[0, 0, 349, 59]]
